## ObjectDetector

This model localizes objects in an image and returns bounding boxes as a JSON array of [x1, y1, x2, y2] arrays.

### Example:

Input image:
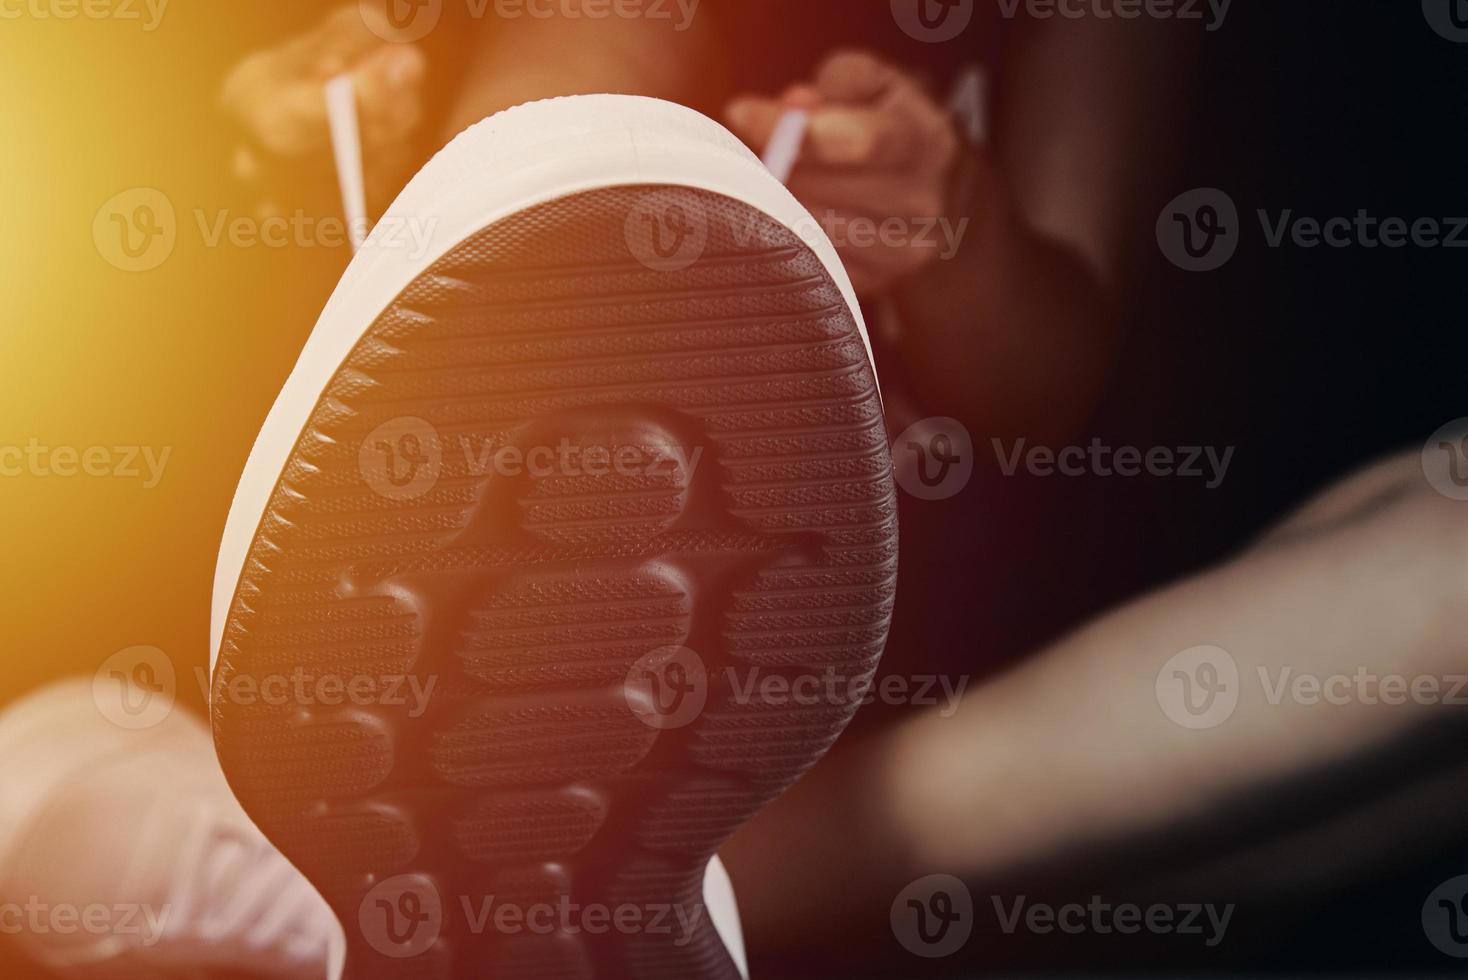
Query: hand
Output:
[[220, 5, 428, 218], [724, 50, 964, 297]]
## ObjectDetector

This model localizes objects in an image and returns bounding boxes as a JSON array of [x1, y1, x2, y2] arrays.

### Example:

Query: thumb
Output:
[[807, 106, 899, 167], [349, 44, 428, 144]]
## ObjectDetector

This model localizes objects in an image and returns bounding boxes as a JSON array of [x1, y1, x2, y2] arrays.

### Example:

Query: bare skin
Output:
[[438, 4, 716, 139], [722, 449, 1468, 950]]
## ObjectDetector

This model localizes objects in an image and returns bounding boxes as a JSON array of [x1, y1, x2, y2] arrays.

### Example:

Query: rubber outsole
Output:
[[212, 185, 898, 979]]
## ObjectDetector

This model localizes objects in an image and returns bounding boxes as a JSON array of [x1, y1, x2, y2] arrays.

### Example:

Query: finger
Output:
[[815, 50, 956, 168], [780, 84, 823, 111], [271, 9, 364, 77], [805, 106, 911, 169], [351, 44, 428, 144], [724, 96, 789, 152], [250, 80, 335, 156], [813, 49, 906, 105], [885, 77, 961, 168], [309, 5, 395, 77], [221, 10, 393, 151], [283, 44, 426, 154]]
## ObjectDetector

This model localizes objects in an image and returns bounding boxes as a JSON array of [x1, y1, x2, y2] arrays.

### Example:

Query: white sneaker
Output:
[[208, 94, 896, 979], [0, 678, 337, 978]]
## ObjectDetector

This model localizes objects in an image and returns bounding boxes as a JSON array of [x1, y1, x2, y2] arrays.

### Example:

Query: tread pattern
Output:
[[213, 186, 897, 979]]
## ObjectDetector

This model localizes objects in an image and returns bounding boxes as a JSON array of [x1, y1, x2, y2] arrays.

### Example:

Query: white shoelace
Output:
[[326, 74, 369, 254]]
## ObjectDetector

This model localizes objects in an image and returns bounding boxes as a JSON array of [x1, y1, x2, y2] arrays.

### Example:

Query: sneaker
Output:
[[209, 94, 897, 979], [0, 678, 337, 978]]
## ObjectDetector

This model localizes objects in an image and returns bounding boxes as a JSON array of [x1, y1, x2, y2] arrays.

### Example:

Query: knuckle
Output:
[[819, 48, 886, 87]]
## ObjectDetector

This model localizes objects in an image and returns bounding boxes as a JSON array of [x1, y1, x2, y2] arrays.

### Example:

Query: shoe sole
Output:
[[211, 96, 897, 980]]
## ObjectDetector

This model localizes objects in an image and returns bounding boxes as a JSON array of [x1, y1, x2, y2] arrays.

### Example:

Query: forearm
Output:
[[893, 148, 1116, 443], [892, 493, 1464, 880], [890, 12, 1198, 442], [728, 474, 1465, 948]]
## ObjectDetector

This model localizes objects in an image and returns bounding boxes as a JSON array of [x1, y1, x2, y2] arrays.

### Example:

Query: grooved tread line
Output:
[[399, 273, 831, 317], [424, 244, 803, 283], [360, 333, 859, 380], [388, 305, 849, 353], [355, 360, 873, 412]]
